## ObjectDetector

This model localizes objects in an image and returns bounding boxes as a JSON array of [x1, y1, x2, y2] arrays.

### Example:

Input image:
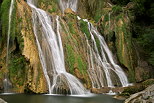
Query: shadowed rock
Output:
[[125, 84, 154, 103]]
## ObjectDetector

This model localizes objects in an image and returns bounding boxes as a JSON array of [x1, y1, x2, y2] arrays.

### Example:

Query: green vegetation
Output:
[[104, 15, 109, 22], [135, 28, 154, 66], [0, 0, 17, 44], [1, 0, 11, 38], [79, 20, 91, 40], [130, 0, 154, 66], [111, 0, 130, 5], [121, 79, 154, 96], [94, 9, 102, 22], [68, 22, 76, 34], [112, 5, 123, 15], [9, 53, 28, 86], [65, 44, 87, 74], [65, 44, 75, 74], [77, 56, 87, 74], [38, 0, 59, 13]]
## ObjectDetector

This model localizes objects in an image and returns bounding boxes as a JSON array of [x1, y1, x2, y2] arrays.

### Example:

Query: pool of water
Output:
[[0, 94, 124, 103]]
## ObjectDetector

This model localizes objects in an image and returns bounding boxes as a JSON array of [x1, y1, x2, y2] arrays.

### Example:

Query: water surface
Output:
[[0, 94, 123, 103]]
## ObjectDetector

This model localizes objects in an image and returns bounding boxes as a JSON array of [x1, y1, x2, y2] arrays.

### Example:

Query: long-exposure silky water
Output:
[[81, 18, 129, 88], [59, 0, 78, 13], [4, 0, 15, 93], [60, 0, 129, 91], [27, 0, 88, 95]]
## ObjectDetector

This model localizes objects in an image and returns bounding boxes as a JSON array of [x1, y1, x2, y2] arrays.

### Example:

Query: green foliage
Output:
[[77, 56, 87, 74], [131, 0, 146, 15], [122, 79, 154, 96], [48, 8, 56, 13], [131, 0, 154, 66], [112, 5, 123, 14], [149, 52, 154, 66], [65, 44, 75, 74], [79, 20, 91, 40], [94, 36, 101, 54], [115, 14, 123, 21], [9, 54, 27, 86], [65, 44, 87, 74], [122, 85, 145, 96], [142, 79, 154, 87], [68, 22, 76, 34], [38, 0, 58, 13], [111, 0, 130, 5], [1, 0, 11, 38], [136, 28, 154, 65], [94, 10, 102, 22], [104, 15, 109, 22], [0, 0, 17, 41], [131, 0, 154, 23], [47, 0, 58, 13]]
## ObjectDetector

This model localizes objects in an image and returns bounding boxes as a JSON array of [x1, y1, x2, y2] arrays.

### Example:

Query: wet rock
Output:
[[112, 87, 125, 93], [64, 8, 75, 15], [74, 68, 83, 80], [91, 87, 111, 93], [91, 87, 125, 94], [125, 84, 154, 103], [91, 87, 109, 93], [0, 98, 7, 103], [135, 61, 154, 82]]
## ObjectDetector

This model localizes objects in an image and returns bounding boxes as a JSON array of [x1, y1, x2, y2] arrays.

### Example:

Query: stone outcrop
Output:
[[125, 84, 154, 103], [16, 0, 47, 93], [0, 98, 7, 103]]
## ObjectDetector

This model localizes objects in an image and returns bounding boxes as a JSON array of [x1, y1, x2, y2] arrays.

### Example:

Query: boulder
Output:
[[0, 98, 7, 103], [125, 84, 154, 103], [64, 8, 76, 15]]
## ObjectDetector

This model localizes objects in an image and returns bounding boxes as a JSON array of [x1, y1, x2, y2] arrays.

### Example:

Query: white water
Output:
[[82, 19, 129, 88], [109, 12, 111, 29], [4, 0, 14, 93], [59, 0, 78, 13], [59, 0, 129, 89], [27, 0, 87, 95]]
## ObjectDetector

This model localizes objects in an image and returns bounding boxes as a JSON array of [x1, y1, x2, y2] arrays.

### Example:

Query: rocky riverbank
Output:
[[125, 84, 154, 103]]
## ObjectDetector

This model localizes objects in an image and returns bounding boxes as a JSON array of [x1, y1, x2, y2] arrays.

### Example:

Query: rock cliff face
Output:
[[0, 0, 47, 93], [0, 0, 153, 93]]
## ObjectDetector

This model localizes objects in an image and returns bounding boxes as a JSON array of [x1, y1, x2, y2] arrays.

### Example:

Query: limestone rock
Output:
[[64, 8, 76, 15], [125, 84, 154, 103], [0, 98, 7, 103]]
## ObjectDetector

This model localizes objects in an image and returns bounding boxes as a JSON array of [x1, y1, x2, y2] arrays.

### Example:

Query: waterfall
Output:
[[27, 0, 87, 95], [82, 19, 129, 88], [59, 0, 78, 13], [6, 0, 14, 68], [4, 0, 15, 93], [109, 12, 111, 30]]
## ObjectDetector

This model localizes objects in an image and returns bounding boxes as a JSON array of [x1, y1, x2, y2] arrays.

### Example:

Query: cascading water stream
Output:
[[6, 0, 15, 66], [82, 19, 129, 88], [27, 0, 87, 95], [60, 0, 129, 90], [109, 12, 111, 29], [4, 0, 15, 93], [59, 0, 78, 13]]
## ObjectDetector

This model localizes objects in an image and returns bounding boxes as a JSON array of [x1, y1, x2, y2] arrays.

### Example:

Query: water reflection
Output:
[[0, 94, 123, 103]]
